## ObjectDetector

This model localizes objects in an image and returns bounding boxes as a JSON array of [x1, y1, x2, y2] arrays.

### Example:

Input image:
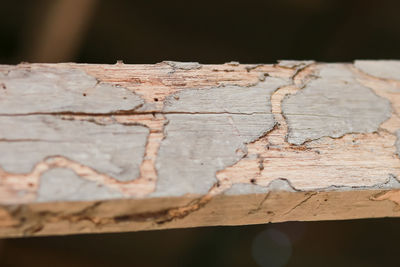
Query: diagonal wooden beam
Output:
[[1, 60, 400, 237]]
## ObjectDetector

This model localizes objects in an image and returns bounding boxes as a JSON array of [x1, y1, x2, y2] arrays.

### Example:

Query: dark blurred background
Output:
[[1, 0, 400, 266], [1, 219, 400, 267], [2, 0, 400, 64]]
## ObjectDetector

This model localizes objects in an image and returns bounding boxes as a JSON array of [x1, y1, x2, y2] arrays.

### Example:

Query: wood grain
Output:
[[1, 60, 400, 238]]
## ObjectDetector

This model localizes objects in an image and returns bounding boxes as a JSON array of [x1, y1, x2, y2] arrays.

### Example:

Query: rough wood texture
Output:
[[1, 60, 400, 238]]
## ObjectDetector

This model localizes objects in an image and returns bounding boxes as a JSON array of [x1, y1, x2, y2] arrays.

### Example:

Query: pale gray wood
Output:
[[0, 115, 148, 181], [163, 61, 202, 70], [0, 67, 144, 114], [38, 168, 123, 202], [282, 64, 391, 145], [224, 179, 295, 195], [355, 60, 400, 80], [163, 77, 287, 114], [153, 77, 289, 197]]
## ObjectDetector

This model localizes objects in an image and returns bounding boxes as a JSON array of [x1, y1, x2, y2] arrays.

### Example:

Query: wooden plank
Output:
[[1, 60, 400, 237]]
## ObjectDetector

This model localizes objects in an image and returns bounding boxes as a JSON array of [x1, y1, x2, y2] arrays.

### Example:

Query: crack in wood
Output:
[[248, 192, 271, 215], [283, 192, 318, 216]]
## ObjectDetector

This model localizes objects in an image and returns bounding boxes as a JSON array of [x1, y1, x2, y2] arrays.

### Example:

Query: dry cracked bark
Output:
[[1, 60, 400, 237]]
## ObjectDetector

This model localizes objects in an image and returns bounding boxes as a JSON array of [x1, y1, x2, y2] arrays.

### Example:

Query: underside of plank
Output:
[[1, 60, 400, 237]]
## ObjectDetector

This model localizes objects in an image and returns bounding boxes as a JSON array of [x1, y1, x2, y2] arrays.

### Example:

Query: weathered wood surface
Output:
[[1, 60, 400, 238]]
